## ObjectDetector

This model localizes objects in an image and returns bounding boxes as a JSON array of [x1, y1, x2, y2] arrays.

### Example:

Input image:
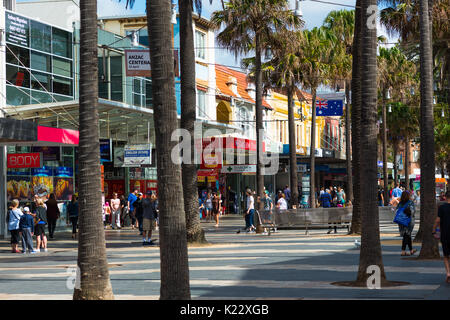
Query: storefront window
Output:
[[31, 72, 51, 91], [52, 27, 72, 58], [31, 51, 52, 73], [53, 57, 72, 78], [31, 90, 52, 103], [6, 44, 30, 67], [53, 76, 72, 96], [6, 65, 30, 88], [30, 20, 51, 53], [6, 85, 30, 105]]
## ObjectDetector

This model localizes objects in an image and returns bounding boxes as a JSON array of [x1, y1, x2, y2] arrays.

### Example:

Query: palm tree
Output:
[[212, 0, 301, 212], [417, 0, 440, 259], [323, 9, 355, 210], [355, 0, 388, 285], [179, 0, 208, 244], [146, 0, 191, 299], [349, 1, 362, 233], [73, 0, 114, 300], [296, 27, 334, 208]]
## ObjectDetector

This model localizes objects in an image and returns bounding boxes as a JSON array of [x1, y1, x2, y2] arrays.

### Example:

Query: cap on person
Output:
[[265, 190, 269, 195], [138, 192, 143, 196], [23, 207, 30, 212]]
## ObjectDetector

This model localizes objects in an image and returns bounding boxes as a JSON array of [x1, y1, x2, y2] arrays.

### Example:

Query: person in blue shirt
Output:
[[127, 189, 138, 229], [19, 207, 38, 254], [283, 185, 291, 206], [391, 183, 403, 199], [320, 189, 332, 208]]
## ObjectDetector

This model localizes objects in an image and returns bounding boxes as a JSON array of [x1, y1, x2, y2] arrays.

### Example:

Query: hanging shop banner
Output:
[[114, 147, 124, 167], [7, 153, 43, 169], [5, 11, 29, 47], [198, 176, 206, 182], [124, 144, 152, 166], [221, 164, 257, 174], [7, 176, 31, 201], [53, 167, 73, 177], [31, 167, 52, 176], [100, 139, 112, 163], [125, 49, 151, 77]]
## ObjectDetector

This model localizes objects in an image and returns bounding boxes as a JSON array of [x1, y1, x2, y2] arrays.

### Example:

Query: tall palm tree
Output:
[[146, 0, 191, 299], [212, 0, 301, 213], [179, 0, 208, 244], [417, 0, 440, 259], [356, 0, 388, 284], [323, 9, 355, 209], [349, 0, 362, 233], [297, 27, 334, 208], [73, 0, 114, 300]]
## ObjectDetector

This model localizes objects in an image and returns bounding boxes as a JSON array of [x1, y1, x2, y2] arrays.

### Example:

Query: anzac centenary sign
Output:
[[125, 49, 151, 77]]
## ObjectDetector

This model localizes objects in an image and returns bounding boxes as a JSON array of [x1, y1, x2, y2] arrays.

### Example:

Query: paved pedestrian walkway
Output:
[[0, 215, 449, 300]]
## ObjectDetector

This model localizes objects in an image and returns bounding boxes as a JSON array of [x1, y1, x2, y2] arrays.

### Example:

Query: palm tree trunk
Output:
[[349, 0, 362, 234], [146, 0, 191, 299], [345, 81, 353, 203], [73, 0, 114, 300], [356, 0, 387, 284], [288, 83, 299, 208], [418, 0, 440, 259], [179, 0, 207, 244], [382, 93, 389, 206], [255, 34, 265, 225], [310, 88, 317, 208]]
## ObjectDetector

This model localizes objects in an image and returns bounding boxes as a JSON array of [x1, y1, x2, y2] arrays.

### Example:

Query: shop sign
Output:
[[6, 12, 29, 47], [114, 147, 124, 167], [100, 139, 112, 163], [123, 144, 151, 166], [221, 164, 256, 174], [125, 49, 151, 77], [323, 149, 334, 158], [53, 167, 73, 177], [31, 166, 52, 177], [7, 153, 42, 168]]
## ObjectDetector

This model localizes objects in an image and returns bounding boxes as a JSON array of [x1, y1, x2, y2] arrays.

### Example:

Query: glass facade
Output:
[[5, 11, 74, 106], [132, 77, 153, 108]]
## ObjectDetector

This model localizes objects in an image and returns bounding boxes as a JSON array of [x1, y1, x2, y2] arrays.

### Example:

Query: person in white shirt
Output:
[[110, 193, 122, 230], [245, 189, 255, 232], [277, 193, 288, 210]]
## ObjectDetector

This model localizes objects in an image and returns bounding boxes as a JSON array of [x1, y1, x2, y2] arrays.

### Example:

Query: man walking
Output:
[[127, 189, 138, 229], [110, 193, 121, 230], [433, 190, 450, 283], [283, 185, 291, 208], [141, 190, 157, 245]]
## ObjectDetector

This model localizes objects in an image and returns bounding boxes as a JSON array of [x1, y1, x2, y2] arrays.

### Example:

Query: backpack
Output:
[[393, 202, 411, 227]]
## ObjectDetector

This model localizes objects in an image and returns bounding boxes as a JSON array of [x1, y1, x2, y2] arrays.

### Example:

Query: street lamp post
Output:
[[382, 88, 389, 206]]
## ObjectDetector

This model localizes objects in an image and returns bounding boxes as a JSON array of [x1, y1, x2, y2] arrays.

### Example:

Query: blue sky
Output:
[[95, 0, 398, 69]]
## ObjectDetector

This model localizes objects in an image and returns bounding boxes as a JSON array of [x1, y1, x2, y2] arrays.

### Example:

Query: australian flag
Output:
[[316, 100, 344, 116]]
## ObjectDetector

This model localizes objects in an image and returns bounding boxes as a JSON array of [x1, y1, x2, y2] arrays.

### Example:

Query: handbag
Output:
[[393, 203, 411, 227]]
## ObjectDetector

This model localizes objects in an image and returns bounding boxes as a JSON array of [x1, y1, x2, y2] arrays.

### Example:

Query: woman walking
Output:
[[395, 191, 417, 256], [7, 199, 23, 253], [45, 194, 60, 239], [212, 193, 221, 227], [34, 199, 48, 252], [67, 195, 79, 239], [204, 193, 213, 222], [110, 193, 121, 230]]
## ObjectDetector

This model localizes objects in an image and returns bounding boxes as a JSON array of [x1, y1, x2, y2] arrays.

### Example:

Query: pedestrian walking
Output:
[[336, 186, 346, 207], [103, 202, 111, 229], [119, 195, 127, 227], [320, 189, 332, 208], [378, 187, 384, 206], [45, 194, 60, 239], [204, 193, 213, 222], [19, 207, 37, 254], [135, 193, 144, 234], [212, 193, 221, 227], [395, 191, 417, 256], [141, 191, 157, 245], [283, 185, 291, 207], [7, 199, 23, 253], [110, 193, 121, 229], [433, 190, 450, 283], [276, 193, 288, 210], [245, 189, 255, 232], [34, 199, 48, 252], [127, 189, 139, 229], [67, 195, 79, 239]]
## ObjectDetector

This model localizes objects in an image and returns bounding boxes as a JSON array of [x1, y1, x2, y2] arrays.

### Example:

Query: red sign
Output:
[[7, 153, 43, 168]]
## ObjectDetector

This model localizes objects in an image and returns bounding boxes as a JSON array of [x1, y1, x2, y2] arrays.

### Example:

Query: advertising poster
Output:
[[5, 12, 29, 47], [114, 147, 124, 167], [7, 176, 31, 201], [130, 180, 145, 193], [125, 49, 151, 77], [32, 176, 53, 197], [53, 178, 73, 200], [146, 180, 157, 195], [100, 139, 112, 163]]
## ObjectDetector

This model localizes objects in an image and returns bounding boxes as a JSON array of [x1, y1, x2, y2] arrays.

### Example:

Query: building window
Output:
[[52, 27, 72, 58], [30, 20, 51, 53], [412, 150, 419, 162], [31, 51, 52, 73], [195, 30, 206, 60], [110, 56, 123, 102], [197, 90, 207, 118], [132, 77, 152, 108]]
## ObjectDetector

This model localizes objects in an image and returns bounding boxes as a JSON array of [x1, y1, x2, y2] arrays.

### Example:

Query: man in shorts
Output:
[[433, 190, 450, 283]]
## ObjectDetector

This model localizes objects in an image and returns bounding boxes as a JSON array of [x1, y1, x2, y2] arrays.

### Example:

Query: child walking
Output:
[[20, 207, 38, 254]]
